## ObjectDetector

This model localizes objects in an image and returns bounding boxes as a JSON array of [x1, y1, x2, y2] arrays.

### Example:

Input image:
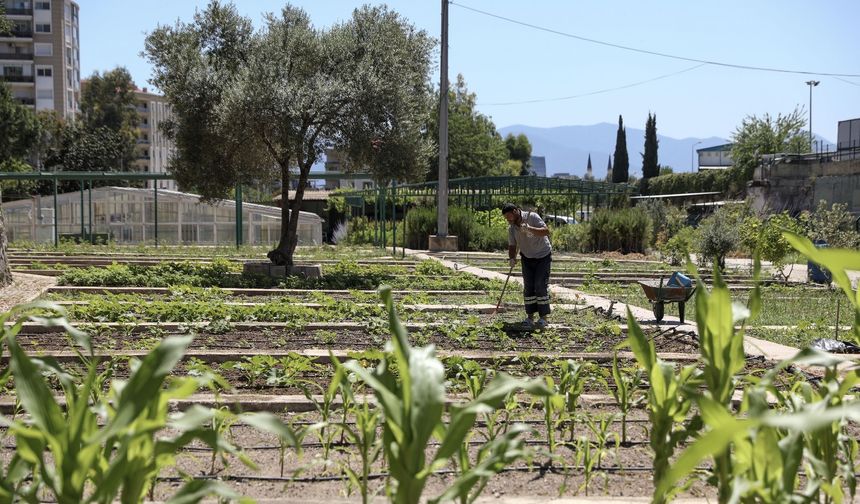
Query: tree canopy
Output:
[[642, 113, 659, 179], [145, 1, 434, 265], [80, 67, 140, 170], [427, 74, 507, 180], [0, 84, 40, 166], [612, 115, 629, 183], [504, 133, 532, 175], [730, 107, 809, 176]]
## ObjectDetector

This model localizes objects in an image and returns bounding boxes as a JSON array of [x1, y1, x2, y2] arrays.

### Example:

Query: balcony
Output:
[[3, 29, 34, 38], [0, 52, 34, 60], [14, 97, 35, 105], [0, 75, 34, 83], [5, 8, 33, 16]]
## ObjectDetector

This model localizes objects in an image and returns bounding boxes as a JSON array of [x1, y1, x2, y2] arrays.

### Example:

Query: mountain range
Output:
[[499, 123, 729, 178]]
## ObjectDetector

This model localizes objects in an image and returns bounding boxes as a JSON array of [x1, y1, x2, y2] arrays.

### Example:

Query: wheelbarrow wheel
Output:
[[653, 301, 664, 321]]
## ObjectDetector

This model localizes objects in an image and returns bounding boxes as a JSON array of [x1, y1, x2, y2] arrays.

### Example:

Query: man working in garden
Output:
[[502, 203, 552, 329]]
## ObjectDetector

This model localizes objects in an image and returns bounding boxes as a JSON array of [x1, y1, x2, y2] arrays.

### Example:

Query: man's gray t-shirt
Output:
[[508, 211, 552, 259]]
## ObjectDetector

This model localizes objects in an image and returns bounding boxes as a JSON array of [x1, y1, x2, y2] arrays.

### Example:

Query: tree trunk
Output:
[[268, 161, 311, 267], [0, 208, 12, 288]]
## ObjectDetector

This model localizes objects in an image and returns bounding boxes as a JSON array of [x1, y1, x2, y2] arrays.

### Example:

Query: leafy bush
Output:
[[551, 222, 591, 253], [470, 223, 508, 251], [588, 208, 650, 253], [638, 199, 687, 248], [739, 212, 805, 271], [804, 200, 860, 249], [696, 206, 741, 269], [646, 166, 749, 198], [661, 226, 697, 266]]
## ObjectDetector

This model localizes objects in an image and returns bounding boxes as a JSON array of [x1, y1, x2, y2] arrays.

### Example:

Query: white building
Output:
[[1, 0, 80, 118], [132, 88, 177, 191], [323, 149, 375, 190], [1, 186, 322, 245], [697, 143, 734, 171]]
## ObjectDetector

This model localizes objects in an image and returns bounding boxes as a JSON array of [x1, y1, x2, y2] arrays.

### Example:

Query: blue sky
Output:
[[80, 0, 860, 144]]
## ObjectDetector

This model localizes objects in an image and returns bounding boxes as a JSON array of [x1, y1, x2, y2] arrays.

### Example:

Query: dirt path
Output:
[[0, 272, 56, 313]]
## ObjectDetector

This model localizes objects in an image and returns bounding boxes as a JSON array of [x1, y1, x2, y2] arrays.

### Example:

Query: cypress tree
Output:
[[606, 155, 612, 182], [586, 153, 593, 180], [612, 115, 629, 183], [642, 113, 659, 179]]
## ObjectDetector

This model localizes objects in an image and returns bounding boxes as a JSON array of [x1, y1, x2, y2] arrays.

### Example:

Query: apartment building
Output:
[[0, 0, 80, 119], [132, 88, 176, 191]]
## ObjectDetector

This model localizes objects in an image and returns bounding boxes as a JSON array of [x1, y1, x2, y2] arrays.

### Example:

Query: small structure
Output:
[[1, 186, 322, 246], [697, 143, 734, 171]]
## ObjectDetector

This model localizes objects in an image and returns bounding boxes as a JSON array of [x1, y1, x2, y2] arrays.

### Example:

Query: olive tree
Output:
[[145, 1, 434, 265]]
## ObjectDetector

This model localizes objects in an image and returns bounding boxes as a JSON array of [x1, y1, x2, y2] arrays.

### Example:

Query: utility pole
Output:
[[806, 80, 819, 149], [437, 0, 449, 238], [430, 0, 457, 251]]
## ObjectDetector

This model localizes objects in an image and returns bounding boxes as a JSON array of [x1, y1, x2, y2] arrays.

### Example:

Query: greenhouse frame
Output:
[[1, 186, 322, 246]]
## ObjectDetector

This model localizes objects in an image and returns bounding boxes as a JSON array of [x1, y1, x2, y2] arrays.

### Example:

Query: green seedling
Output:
[[344, 286, 550, 504]]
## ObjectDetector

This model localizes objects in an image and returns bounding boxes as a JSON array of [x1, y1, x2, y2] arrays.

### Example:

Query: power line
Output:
[[480, 64, 707, 106], [834, 76, 860, 88], [450, 1, 860, 78]]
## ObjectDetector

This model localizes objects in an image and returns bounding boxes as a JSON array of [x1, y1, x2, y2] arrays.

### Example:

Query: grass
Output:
[[580, 281, 846, 329]]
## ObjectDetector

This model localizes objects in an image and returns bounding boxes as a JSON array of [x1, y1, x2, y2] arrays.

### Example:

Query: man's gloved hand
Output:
[[508, 257, 517, 268]]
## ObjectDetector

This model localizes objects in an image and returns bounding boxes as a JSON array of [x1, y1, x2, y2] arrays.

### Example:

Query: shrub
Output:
[[696, 207, 741, 269], [740, 212, 804, 266], [661, 226, 697, 266], [804, 200, 860, 249], [588, 208, 650, 254], [638, 200, 687, 248], [551, 222, 591, 253], [470, 223, 508, 251]]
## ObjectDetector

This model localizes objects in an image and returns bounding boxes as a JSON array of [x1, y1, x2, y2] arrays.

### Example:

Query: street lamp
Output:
[[805, 80, 820, 149], [691, 141, 703, 172]]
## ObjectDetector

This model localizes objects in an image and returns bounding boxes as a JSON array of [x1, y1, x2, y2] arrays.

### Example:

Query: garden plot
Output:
[[3, 239, 859, 503]]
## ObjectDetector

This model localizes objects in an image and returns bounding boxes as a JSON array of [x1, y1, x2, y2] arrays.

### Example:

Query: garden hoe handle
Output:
[[493, 263, 515, 315]]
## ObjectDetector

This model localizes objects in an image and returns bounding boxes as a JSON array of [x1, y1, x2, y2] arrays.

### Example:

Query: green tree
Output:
[[488, 159, 522, 177], [642, 113, 659, 179], [659, 166, 673, 176], [79, 67, 140, 170], [427, 74, 507, 180], [504, 133, 532, 175], [730, 107, 808, 177], [0, 4, 11, 35], [612, 115, 629, 183], [0, 84, 40, 166], [145, 2, 434, 266], [0, 82, 37, 286]]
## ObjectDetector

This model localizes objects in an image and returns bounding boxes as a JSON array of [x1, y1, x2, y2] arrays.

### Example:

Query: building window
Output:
[[36, 67, 52, 77], [34, 43, 53, 56], [35, 1, 50, 9], [35, 24, 51, 33], [37, 89, 53, 99]]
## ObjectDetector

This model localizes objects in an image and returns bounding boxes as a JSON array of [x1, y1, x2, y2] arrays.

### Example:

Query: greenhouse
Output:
[[1, 186, 322, 246]]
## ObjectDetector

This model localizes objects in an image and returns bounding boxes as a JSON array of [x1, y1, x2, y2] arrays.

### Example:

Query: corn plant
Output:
[[556, 359, 590, 442], [542, 376, 564, 455], [607, 353, 643, 445], [626, 307, 703, 504], [575, 435, 598, 496], [692, 263, 753, 501], [0, 301, 297, 504], [344, 286, 549, 504], [654, 237, 860, 502], [339, 400, 382, 504]]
